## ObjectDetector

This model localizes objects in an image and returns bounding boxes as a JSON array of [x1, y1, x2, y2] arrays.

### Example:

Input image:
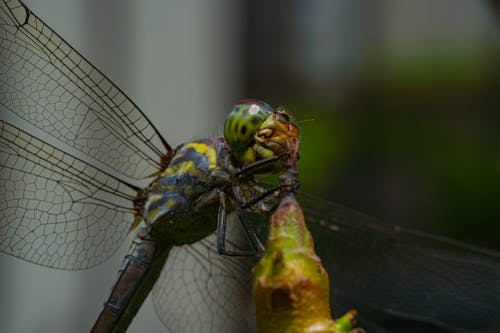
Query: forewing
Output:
[[151, 215, 257, 333], [298, 193, 500, 333], [0, 121, 136, 269], [0, 0, 169, 179]]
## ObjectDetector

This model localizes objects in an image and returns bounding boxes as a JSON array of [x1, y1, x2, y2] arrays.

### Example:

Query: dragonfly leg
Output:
[[233, 153, 287, 177], [216, 190, 262, 257], [216, 190, 228, 254], [235, 182, 298, 210], [239, 186, 280, 210], [231, 180, 276, 211], [237, 211, 265, 256]]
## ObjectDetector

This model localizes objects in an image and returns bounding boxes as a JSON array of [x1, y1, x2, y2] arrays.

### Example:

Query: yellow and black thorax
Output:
[[135, 100, 299, 237]]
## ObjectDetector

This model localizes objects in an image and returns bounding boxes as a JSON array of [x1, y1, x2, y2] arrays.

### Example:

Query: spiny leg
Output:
[[215, 190, 262, 257], [237, 211, 265, 256], [233, 153, 287, 177], [232, 180, 299, 211], [239, 186, 280, 210]]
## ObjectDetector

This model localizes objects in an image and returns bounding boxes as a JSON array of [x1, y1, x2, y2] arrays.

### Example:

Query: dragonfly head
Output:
[[224, 99, 299, 173]]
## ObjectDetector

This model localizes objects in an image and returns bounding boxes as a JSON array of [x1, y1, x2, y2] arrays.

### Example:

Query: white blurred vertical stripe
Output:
[[0, 1, 240, 332]]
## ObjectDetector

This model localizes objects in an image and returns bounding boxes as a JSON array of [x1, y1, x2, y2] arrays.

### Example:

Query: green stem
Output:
[[252, 136, 363, 333]]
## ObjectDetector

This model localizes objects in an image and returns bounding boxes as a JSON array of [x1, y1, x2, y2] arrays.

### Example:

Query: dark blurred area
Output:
[[240, 0, 500, 251], [1, 1, 498, 333]]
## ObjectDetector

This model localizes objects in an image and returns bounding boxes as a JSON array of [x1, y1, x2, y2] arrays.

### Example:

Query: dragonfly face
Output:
[[224, 99, 299, 171]]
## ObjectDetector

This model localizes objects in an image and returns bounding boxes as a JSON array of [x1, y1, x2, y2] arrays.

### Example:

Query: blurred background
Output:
[[242, 1, 499, 250], [0, 0, 499, 332]]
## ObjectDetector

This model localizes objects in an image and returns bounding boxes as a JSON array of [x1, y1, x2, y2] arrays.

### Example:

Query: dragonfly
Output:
[[1, 1, 500, 333]]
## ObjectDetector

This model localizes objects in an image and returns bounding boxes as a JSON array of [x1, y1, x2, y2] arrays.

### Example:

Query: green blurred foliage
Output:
[[290, 51, 500, 250]]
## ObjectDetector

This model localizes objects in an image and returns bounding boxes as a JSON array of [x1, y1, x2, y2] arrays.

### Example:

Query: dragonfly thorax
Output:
[[137, 138, 233, 234], [224, 100, 300, 173]]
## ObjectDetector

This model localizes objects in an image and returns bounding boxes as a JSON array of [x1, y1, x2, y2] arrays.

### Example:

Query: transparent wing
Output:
[[298, 193, 500, 333], [0, 120, 137, 269], [151, 214, 257, 333], [0, 0, 170, 180], [149, 190, 500, 333]]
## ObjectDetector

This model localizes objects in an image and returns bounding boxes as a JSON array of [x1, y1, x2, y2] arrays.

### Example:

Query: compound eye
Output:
[[224, 100, 273, 152]]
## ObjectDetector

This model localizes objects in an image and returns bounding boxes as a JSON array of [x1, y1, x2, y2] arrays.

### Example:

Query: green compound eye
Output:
[[224, 99, 273, 154]]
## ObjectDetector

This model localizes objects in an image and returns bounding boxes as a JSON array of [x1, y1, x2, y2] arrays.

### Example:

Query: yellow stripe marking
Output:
[[184, 143, 217, 169], [164, 160, 195, 176]]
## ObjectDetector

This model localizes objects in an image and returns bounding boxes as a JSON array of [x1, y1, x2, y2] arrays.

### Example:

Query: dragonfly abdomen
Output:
[[90, 229, 171, 333]]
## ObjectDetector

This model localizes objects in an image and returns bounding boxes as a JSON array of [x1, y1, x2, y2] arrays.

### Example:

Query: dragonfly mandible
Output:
[[1, 1, 500, 333]]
